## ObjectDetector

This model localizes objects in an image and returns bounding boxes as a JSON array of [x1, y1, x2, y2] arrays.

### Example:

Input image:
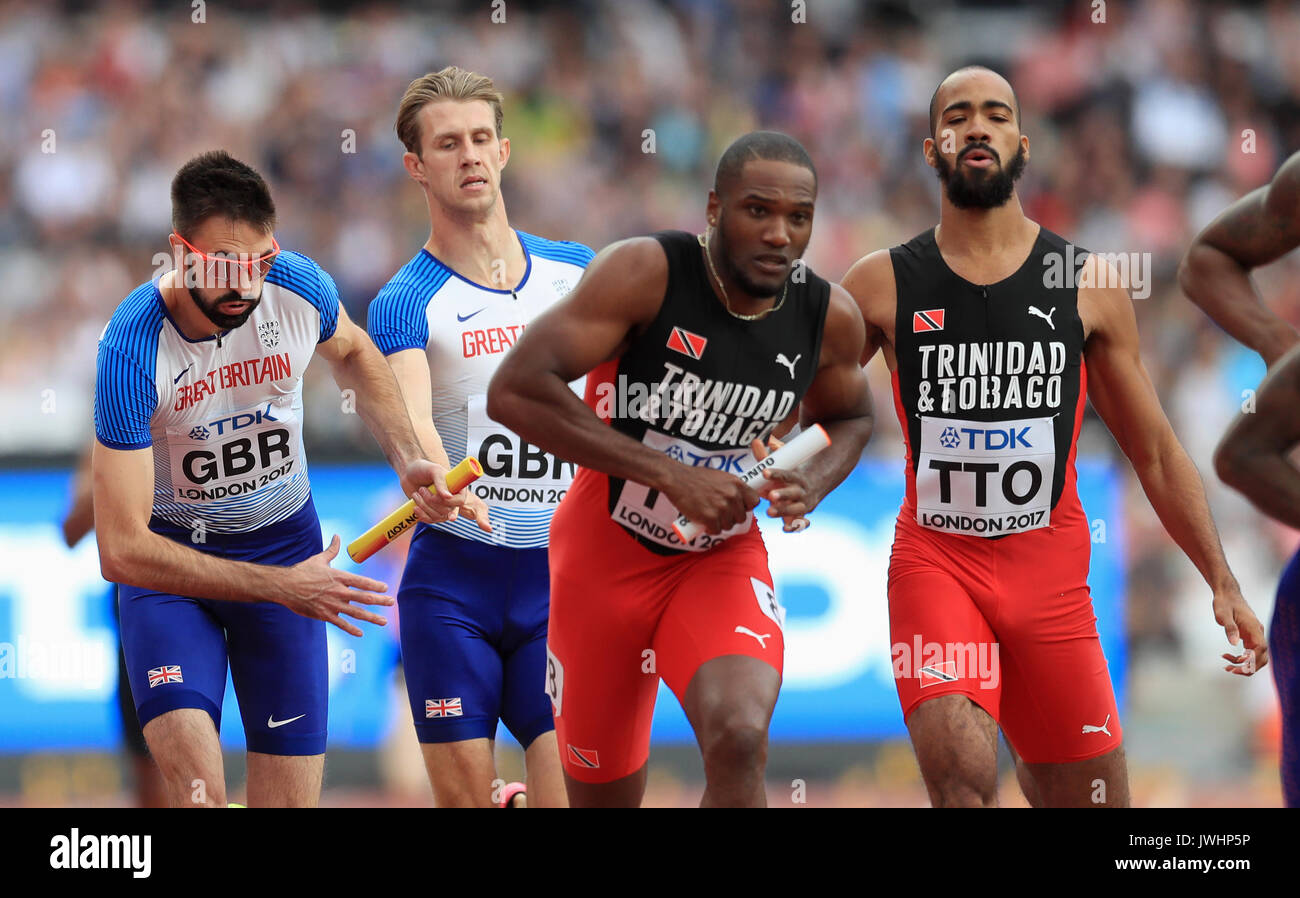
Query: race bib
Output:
[[916, 415, 1054, 537], [467, 393, 577, 509], [166, 398, 302, 503], [610, 430, 754, 552]]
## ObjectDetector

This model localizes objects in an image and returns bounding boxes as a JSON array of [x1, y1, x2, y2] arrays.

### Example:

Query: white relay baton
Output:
[[670, 423, 832, 544]]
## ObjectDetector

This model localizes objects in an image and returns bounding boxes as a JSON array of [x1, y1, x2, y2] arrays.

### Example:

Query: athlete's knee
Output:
[[697, 710, 769, 774], [932, 778, 998, 808]]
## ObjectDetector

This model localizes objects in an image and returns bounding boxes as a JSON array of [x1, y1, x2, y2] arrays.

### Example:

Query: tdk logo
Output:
[[948, 426, 1032, 451], [660, 443, 747, 474], [203, 402, 280, 436]]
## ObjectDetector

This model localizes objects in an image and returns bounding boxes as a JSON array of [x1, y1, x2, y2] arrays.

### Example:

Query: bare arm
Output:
[[488, 237, 763, 534], [1214, 342, 1300, 528], [839, 249, 896, 367], [488, 238, 676, 488], [61, 444, 95, 548], [385, 348, 489, 531], [92, 441, 393, 636], [1083, 261, 1267, 671], [1178, 151, 1300, 365], [317, 306, 457, 521], [760, 285, 872, 524]]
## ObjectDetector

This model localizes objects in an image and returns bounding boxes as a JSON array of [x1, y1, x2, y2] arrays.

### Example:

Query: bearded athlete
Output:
[[841, 66, 1269, 808]]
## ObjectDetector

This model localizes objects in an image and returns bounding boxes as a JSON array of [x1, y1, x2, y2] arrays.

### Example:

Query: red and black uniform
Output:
[[888, 226, 1122, 763], [547, 230, 828, 782]]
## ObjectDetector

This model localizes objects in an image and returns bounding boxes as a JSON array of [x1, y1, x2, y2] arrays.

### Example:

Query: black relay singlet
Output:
[[890, 226, 1089, 537], [575, 229, 830, 555]]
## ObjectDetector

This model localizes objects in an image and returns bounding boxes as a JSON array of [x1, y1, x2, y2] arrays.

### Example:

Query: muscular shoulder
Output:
[[100, 282, 166, 360], [1265, 150, 1300, 215], [591, 235, 668, 278], [1077, 254, 1137, 346], [820, 283, 867, 367], [575, 236, 669, 323], [839, 248, 896, 327]]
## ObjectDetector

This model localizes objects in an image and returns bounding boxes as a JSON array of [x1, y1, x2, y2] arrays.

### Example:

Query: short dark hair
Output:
[[170, 150, 276, 238], [929, 65, 1020, 138], [714, 131, 817, 195]]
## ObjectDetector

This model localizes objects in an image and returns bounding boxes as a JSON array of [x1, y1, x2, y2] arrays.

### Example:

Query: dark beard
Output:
[[933, 143, 1027, 209], [189, 288, 260, 330]]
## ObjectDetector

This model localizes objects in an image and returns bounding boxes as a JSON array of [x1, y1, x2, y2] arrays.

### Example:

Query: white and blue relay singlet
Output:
[[94, 250, 339, 534], [367, 230, 594, 550]]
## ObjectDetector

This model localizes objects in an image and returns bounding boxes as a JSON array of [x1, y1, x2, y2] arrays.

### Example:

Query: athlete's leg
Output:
[[680, 655, 780, 807], [119, 585, 231, 808], [995, 582, 1126, 807], [245, 752, 324, 807], [399, 528, 514, 806], [419, 739, 498, 807], [500, 546, 565, 806], [521, 731, 567, 808], [563, 767, 648, 808], [1022, 744, 1130, 807], [654, 541, 785, 807], [907, 695, 999, 807], [1274, 549, 1300, 807], [546, 476, 670, 807], [112, 587, 165, 807], [222, 599, 329, 808], [142, 710, 226, 807], [546, 568, 660, 808], [888, 559, 1003, 808], [1004, 736, 1043, 808]]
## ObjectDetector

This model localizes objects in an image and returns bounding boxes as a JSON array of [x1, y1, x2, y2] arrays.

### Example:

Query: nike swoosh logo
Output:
[[173, 364, 194, 384], [267, 714, 305, 729], [457, 308, 487, 322]]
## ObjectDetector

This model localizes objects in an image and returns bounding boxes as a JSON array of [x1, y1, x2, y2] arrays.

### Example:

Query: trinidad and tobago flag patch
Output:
[[913, 309, 945, 333], [666, 326, 707, 359], [919, 661, 958, 687], [567, 745, 600, 769]]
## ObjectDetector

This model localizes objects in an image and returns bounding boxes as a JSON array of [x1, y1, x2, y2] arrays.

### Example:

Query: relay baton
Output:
[[347, 457, 484, 563], [671, 424, 831, 544]]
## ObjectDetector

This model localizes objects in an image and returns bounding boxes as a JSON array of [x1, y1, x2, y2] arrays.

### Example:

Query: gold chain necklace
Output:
[[697, 231, 787, 322]]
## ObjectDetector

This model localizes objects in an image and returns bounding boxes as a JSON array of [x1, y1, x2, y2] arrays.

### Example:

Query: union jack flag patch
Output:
[[426, 697, 463, 718], [147, 665, 183, 688]]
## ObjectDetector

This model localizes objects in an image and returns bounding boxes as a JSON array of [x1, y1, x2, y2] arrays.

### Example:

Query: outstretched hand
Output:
[[279, 535, 396, 637]]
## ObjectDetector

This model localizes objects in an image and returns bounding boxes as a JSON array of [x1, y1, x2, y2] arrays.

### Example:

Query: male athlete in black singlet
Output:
[[842, 66, 1269, 807], [489, 132, 872, 807]]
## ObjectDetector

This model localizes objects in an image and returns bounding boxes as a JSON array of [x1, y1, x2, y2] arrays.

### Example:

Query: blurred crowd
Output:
[[3, 0, 1299, 771]]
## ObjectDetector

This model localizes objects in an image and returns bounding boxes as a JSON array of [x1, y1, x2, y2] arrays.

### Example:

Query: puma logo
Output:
[[1081, 714, 1111, 736], [1028, 305, 1056, 330], [734, 625, 771, 649], [775, 352, 801, 379]]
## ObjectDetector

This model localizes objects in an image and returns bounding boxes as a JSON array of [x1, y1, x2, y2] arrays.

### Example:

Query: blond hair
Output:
[[395, 66, 504, 154]]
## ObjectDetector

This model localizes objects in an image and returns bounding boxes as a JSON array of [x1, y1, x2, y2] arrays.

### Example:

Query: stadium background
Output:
[[1, 0, 1296, 806]]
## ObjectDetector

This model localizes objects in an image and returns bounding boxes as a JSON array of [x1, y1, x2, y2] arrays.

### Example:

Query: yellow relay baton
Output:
[[347, 457, 484, 563]]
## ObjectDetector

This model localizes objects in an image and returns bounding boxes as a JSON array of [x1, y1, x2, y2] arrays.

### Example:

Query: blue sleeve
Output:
[[310, 262, 341, 343], [94, 342, 158, 450], [367, 279, 431, 356], [572, 242, 596, 267], [266, 252, 341, 343]]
